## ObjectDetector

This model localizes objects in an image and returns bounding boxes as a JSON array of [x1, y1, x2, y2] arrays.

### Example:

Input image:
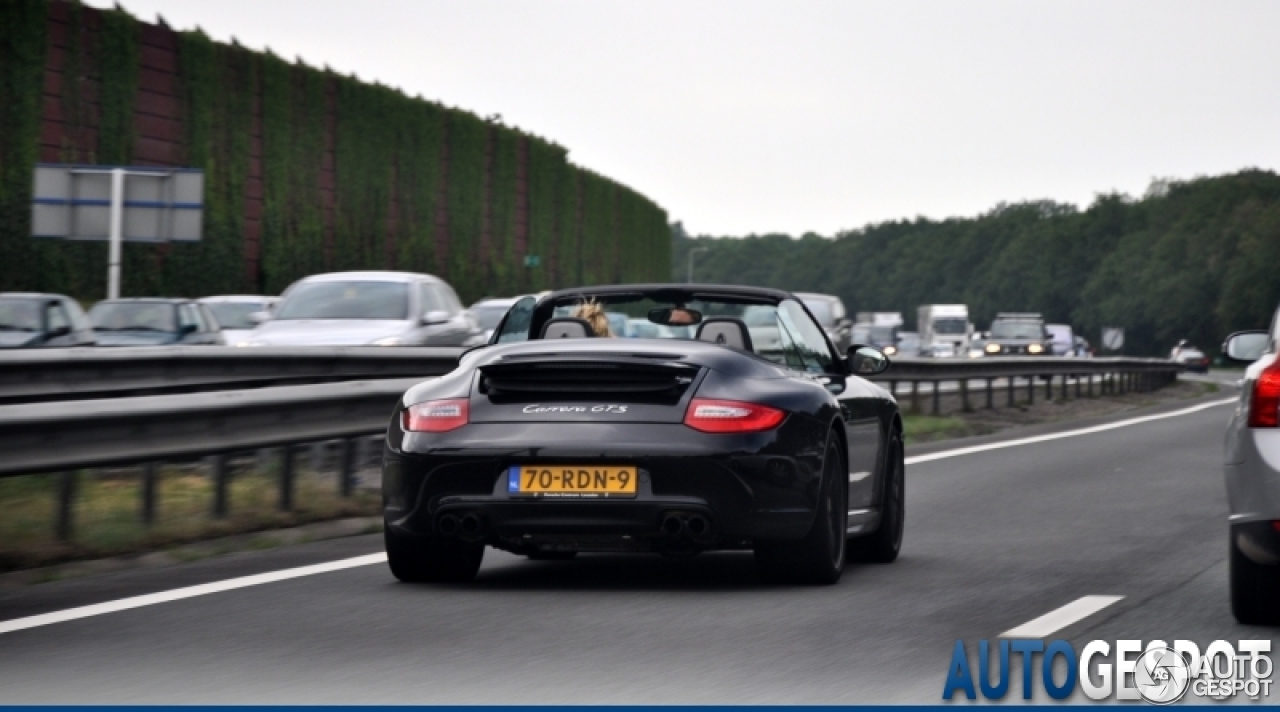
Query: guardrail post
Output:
[[985, 378, 994, 409], [1059, 374, 1068, 400], [1007, 377, 1015, 407], [339, 438, 356, 498], [212, 454, 230, 518], [910, 381, 920, 414], [931, 381, 941, 415], [960, 379, 971, 412], [141, 462, 158, 525], [1026, 375, 1034, 404], [57, 471, 77, 542], [279, 445, 295, 512], [1074, 374, 1082, 398], [1044, 373, 1053, 401]]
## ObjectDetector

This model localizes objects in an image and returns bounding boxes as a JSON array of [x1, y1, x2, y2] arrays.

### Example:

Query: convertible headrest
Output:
[[540, 316, 594, 339], [696, 317, 753, 352]]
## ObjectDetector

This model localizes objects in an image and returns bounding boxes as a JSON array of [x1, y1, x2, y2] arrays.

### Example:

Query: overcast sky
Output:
[[88, 0, 1280, 236]]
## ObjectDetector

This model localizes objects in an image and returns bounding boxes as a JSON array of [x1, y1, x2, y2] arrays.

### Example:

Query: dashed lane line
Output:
[[1000, 595, 1126, 638]]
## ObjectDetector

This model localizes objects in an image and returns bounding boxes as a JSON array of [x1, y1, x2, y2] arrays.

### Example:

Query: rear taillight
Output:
[[683, 398, 785, 433], [402, 399, 469, 432], [1247, 361, 1280, 428]]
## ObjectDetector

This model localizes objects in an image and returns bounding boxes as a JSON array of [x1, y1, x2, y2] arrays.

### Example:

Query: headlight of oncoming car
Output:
[[984, 343, 1002, 354], [1027, 343, 1044, 354], [883, 345, 898, 356]]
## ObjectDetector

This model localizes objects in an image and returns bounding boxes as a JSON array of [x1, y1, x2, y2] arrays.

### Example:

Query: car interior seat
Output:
[[696, 317, 753, 351], [540, 317, 595, 339]]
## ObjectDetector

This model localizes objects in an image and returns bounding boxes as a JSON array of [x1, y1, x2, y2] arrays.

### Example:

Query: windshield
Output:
[[991, 321, 1044, 340], [0, 299, 40, 331], [801, 299, 834, 326], [470, 304, 511, 331], [935, 318, 966, 335], [276, 282, 409, 320], [205, 302, 265, 330], [541, 295, 831, 370], [90, 302, 177, 331]]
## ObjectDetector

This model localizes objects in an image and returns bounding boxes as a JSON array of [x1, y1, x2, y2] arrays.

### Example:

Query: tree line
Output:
[[671, 170, 1280, 356]]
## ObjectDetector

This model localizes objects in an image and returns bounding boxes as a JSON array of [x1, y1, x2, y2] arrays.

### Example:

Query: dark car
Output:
[[88, 298, 225, 346], [0, 292, 95, 348], [981, 312, 1053, 356], [382, 284, 905, 585]]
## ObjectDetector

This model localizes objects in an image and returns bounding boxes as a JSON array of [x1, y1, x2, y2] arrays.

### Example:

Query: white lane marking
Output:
[[0, 552, 387, 636], [904, 397, 1235, 466], [1000, 595, 1125, 638]]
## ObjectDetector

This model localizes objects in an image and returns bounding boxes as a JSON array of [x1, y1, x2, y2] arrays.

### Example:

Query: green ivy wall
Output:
[[0, 0, 670, 303]]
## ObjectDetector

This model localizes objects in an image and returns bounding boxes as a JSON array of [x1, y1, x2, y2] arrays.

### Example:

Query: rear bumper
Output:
[[382, 421, 829, 549]]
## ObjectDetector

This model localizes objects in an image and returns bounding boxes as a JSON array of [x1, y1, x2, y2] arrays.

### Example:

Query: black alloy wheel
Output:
[[754, 436, 847, 585]]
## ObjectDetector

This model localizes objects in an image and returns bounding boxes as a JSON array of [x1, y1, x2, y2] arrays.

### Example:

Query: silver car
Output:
[[198, 295, 278, 347], [243, 271, 483, 347], [1221, 306, 1280, 625]]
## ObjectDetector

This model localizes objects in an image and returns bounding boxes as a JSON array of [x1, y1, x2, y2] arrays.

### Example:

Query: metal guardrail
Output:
[[0, 345, 463, 404], [868, 356, 1184, 414], [0, 377, 419, 478]]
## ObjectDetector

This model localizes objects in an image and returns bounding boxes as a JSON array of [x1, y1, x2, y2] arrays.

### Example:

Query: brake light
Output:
[[1247, 361, 1280, 428], [402, 399, 469, 432], [683, 398, 785, 433]]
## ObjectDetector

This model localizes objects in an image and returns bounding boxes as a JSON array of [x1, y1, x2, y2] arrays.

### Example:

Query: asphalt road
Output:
[[0, 390, 1275, 703]]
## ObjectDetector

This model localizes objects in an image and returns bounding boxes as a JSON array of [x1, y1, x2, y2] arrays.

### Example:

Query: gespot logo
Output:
[[943, 639, 1274, 703]]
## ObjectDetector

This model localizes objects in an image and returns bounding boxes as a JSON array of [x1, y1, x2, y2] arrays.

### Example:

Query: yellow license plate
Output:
[[508, 465, 638, 498]]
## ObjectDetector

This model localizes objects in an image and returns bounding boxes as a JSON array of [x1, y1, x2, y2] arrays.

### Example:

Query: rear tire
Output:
[[1230, 528, 1280, 625], [755, 437, 847, 585], [848, 429, 904, 564], [385, 527, 484, 583]]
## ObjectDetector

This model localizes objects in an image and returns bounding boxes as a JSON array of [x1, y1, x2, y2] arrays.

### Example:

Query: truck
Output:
[[852, 312, 903, 349], [917, 304, 971, 358]]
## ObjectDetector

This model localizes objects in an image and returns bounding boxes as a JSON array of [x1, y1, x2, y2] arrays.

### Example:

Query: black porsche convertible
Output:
[[381, 284, 904, 584]]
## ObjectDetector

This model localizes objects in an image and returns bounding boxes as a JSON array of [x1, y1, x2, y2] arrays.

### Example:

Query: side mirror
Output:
[[1222, 331, 1270, 364], [846, 344, 890, 376], [422, 310, 451, 326], [247, 310, 270, 325]]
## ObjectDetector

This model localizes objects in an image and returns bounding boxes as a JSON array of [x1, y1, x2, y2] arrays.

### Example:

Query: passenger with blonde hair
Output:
[[572, 299, 613, 337]]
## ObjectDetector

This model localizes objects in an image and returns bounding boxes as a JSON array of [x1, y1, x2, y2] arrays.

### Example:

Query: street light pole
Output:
[[107, 167, 125, 300], [687, 247, 708, 283]]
